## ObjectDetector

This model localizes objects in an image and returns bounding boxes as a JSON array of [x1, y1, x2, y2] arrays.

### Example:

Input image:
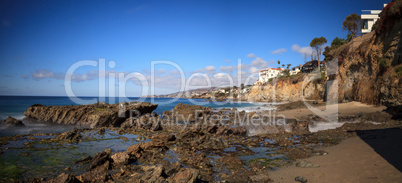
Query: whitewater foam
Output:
[[308, 121, 345, 133]]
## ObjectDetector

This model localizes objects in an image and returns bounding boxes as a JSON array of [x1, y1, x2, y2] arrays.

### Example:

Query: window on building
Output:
[[363, 19, 369, 29]]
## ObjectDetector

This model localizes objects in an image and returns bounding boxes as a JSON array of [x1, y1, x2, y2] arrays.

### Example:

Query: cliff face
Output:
[[246, 75, 326, 102], [334, 2, 402, 106], [247, 2, 402, 106]]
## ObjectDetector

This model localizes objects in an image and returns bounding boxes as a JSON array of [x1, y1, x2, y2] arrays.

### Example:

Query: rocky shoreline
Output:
[[0, 101, 401, 182], [23, 101, 158, 128]]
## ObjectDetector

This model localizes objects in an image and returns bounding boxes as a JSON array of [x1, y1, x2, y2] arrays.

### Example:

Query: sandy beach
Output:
[[276, 101, 386, 120], [269, 128, 402, 183]]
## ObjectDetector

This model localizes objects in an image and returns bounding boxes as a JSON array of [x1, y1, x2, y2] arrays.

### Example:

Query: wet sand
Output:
[[276, 101, 386, 120], [269, 134, 402, 183]]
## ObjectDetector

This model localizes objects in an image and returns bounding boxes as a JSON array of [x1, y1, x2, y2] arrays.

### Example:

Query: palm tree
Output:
[[277, 60, 280, 68], [287, 64, 291, 70], [282, 64, 285, 69]]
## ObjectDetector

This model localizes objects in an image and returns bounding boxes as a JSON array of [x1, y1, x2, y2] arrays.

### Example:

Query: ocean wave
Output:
[[0, 114, 26, 120], [308, 121, 345, 133]]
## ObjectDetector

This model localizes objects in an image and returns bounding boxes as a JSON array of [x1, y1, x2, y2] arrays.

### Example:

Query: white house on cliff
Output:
[[361, 4, 387, 34], [258, 68, 283, 83]]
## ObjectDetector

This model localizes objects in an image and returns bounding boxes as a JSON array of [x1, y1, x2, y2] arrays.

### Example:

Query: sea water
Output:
[[0, 96, 274, 136]]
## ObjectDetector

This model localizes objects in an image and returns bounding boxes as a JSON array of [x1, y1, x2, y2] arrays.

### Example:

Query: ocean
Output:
[[0, 96, 274, 136]]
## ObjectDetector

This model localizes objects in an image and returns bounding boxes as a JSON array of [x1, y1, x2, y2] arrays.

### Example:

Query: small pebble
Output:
[[295, 176, 307, 183]]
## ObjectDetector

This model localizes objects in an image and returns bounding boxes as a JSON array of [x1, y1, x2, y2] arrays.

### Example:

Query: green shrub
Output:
[[396, 66, 402, 76], [313, 79, 318, 89], [321, 71, 326, 79], [331, 37, 347, 48], [379, 57, 388, 70]]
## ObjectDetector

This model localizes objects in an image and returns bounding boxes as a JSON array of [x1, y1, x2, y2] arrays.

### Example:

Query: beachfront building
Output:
[[301, 60, 325, 73], [258, 68, 283, 83], [361, 4, 387, 34], [290, 65, 302, 75]]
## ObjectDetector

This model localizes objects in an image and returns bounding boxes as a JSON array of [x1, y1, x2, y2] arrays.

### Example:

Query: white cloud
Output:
[[156, 68, 167, 75], [220, 66, 234, 72], [28, 63, 262, 95], [292, 44, 313, 56], [169, 69, 181, 75], [205, 65, 216, 72], [32, 70, 63, 81], [251, 57, 267, 68], [247, 53, 256, 58], [220, 63, 255, 73], [249, 67, 259, 74], [196, 65, 216, 74], [214, 73, 227, 79], [236, 63, 250, 71], [271, 48, 287, 54], [223, 59, 231, 63], [32, 69, 116, 82]]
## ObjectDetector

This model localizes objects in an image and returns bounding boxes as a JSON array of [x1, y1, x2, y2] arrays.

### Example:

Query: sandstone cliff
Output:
[[247, 2, 402, 107], [246, 74, 325, 102], [24, 102, 158, 127], [333, 2, 402, 107]]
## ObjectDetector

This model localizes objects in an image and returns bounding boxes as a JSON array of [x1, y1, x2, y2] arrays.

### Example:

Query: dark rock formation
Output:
[[56, 128, 82, 142], [1, 116, 25, 126], [74, 156, 92, 164], [168, 168, 200, 183], [78, 161, 111, 182], [24, 101, 158, 127], [139, 165, 167, 182], [152, 133, 176, 142], [168, 102, 211, 122], [45, 173, 81, 183], [111, 152, 134, 165], [126, 141, 168, 160], [88, 151, 110, 171], [165, 161, 182, 177]]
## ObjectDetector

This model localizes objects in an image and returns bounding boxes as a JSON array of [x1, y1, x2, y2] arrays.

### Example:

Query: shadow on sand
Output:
[[356, 127, 402, 172]]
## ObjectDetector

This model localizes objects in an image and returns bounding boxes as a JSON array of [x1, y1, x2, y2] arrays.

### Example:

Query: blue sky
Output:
[[0, 0, 388, 96]]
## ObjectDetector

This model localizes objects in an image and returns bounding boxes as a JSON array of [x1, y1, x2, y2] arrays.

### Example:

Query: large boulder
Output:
[[24, 101, 158, 127], [111, 152, 135, 165]]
